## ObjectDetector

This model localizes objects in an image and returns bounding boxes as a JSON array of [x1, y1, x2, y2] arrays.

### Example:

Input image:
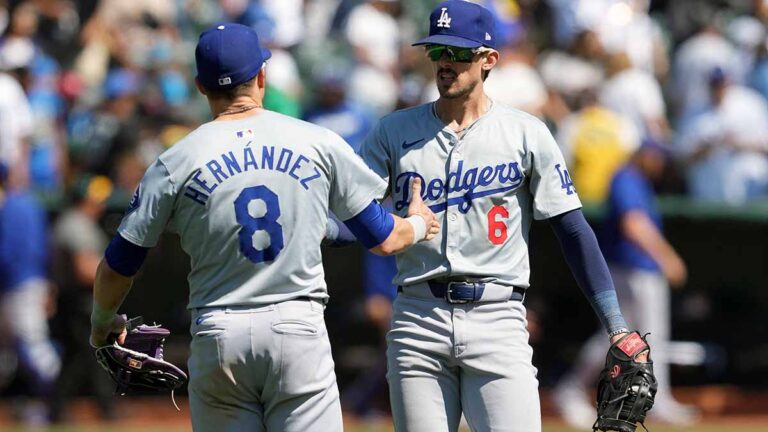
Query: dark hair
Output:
[[204, 75, 258, 100], [482, 69, 490, 81]]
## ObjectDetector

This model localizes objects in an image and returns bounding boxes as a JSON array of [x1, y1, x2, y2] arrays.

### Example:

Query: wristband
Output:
[[405, 215, 427, 245], [608, 327, 630, 338]]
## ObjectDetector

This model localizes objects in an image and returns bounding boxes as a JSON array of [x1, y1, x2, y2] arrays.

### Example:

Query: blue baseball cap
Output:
[[413, 1, 497, 49], [195, 23, 272, 90]]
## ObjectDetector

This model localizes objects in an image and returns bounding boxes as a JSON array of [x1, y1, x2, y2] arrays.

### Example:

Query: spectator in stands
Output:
[[599, 52, 670, 144], [484, 36, 549, 117], [556, 89, 640, 204], [676, 67, 768, 204], [345, 0, 401, 115], [0, 24, 34, 190], [66, 68, 142, 178], [539, 29, 606, 112], [0, 162, 59, 425], [554, 141, 698, 428], [672, 23, 738, 116], [304, 68, 375, 152]]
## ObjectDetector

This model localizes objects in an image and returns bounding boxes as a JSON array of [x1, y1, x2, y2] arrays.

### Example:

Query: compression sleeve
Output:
[[549, 209, 628, 334], [342, 200, 395, 249], [104, 234, 150, 277]]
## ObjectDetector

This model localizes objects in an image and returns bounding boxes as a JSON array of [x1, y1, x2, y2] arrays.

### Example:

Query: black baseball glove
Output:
[[95, 316, 187, 397], [593, 331, 657, 432]]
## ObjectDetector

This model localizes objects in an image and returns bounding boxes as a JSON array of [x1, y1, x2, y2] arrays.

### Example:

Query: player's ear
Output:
[[194, 78, 208, 96], [482, 50, 499, 71], [257, 67, 266, 90]]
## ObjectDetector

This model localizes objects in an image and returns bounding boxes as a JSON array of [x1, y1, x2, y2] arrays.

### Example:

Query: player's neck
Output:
[[435, 91, 491, 133], [211, 96, 264, 121]]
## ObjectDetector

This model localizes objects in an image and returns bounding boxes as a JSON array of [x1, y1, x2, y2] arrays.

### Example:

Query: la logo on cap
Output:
[[436, 7, 451, 28]]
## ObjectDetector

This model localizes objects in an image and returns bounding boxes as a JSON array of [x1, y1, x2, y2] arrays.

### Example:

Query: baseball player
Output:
[[358, 2, 647, 431], [88, 23, 438, 432]]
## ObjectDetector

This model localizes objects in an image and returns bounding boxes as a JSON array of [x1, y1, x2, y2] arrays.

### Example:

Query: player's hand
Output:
[[662, 252, 687, 288], [609, 331, 649, 362], [407, 177, 440, 240], [90, 314, 128, 348]]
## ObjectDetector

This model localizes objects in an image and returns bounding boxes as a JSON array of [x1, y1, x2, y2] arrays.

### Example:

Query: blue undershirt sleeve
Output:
[[342, 200, 395, 249], [549, 209, 628, 334], [104, 234, 150, 277]]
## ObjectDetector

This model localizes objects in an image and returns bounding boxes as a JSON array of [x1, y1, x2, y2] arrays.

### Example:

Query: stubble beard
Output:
[[438, 78, 479, 99]]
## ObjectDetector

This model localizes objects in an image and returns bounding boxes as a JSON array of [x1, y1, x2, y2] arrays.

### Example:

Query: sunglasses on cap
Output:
[[425, 45, 482, 63]]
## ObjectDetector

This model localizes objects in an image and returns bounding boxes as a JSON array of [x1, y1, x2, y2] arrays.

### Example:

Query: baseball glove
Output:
[[95, 316, 187, 399], [593, 331, 657, 432]]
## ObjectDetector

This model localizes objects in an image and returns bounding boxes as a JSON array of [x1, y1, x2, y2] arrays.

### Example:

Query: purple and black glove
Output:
[[95, 316, 187, 396]]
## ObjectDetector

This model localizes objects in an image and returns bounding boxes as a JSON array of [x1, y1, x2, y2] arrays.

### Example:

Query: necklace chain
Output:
[[216, 104, 262, 118]]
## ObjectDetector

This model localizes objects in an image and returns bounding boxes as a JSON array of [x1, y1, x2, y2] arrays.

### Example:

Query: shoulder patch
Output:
[[126, 184, 141, 214]]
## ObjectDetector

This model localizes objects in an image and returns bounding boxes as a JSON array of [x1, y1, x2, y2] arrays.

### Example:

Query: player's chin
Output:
[[437, 82, 475, 99]]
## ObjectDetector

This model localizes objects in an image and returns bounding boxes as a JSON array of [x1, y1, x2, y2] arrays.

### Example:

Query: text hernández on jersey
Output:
[[183, 143, 323, 205]]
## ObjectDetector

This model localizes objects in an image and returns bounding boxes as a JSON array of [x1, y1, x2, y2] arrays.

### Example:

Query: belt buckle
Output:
[[445, 282, 470, 304]]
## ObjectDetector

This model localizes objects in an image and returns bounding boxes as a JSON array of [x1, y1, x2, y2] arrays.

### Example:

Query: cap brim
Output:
[[412, 35, 482, 48]]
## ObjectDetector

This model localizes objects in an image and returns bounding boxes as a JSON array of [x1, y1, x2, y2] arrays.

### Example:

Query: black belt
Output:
[[397, 281, 526, 303]]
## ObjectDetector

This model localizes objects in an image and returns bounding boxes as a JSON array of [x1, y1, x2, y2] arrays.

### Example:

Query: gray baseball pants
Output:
[[188, 299, 342, 432], [387, 291, 541, 432]]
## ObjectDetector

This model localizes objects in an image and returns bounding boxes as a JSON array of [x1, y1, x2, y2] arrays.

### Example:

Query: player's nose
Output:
[[437, 52, 454, 66]]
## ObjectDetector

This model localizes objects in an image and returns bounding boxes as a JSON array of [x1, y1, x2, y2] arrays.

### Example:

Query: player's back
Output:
[[120, 110, 383, 309]]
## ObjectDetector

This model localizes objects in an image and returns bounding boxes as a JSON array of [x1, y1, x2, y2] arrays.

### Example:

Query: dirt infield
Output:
[[2, 386, 768, 431]]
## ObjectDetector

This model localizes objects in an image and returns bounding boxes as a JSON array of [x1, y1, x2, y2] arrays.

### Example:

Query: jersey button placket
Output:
[[446, 140, 461, 259]]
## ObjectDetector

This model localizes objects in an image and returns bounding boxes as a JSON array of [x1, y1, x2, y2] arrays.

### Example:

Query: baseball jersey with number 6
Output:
[[118, 110, 387, 309], [360, 101, 581, 287]]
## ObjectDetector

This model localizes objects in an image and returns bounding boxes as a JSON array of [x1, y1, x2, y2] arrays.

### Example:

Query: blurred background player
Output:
[[49, 175, 116, 423], [0, 162, 59, 425], [554, 141, 698, 428]]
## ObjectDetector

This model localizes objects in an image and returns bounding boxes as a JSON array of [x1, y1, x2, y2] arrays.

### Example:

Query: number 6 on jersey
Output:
[[234, 185, 284, 263], [488, 205, 509, 245]]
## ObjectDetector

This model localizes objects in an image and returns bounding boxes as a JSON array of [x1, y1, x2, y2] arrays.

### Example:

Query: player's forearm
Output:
[[549, 209, 628, 334], [93, 259, 134, 319], [370, 215, 419, 256], [621, 210, 677, 267]]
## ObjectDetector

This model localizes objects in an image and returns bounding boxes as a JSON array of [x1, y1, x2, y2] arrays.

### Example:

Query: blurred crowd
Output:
[[2, 0, 768, 426]]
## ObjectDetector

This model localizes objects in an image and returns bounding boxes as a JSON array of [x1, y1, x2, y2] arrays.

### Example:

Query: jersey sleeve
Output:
[[358, 120, 392, 196], [117, 159, 176, 247], [327, 131, 389, 220], [529, 121, 582, 220]]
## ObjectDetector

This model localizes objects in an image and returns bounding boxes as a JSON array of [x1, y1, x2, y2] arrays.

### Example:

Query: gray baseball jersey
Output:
[[119, 110, 387, 309], [359, 101, 582, 288]]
